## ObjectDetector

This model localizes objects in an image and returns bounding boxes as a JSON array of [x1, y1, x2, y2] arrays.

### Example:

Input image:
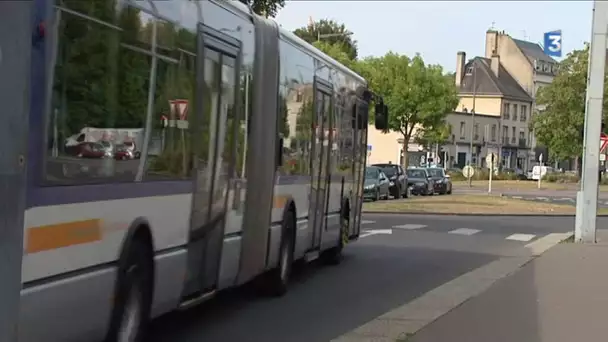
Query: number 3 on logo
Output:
[[544, 30, 562, 57], [548, 35, 561, 52]]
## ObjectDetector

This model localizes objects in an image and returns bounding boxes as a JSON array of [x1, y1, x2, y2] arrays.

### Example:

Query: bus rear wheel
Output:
[[267, 210, 295, 297], [105, 238, 153, 342]]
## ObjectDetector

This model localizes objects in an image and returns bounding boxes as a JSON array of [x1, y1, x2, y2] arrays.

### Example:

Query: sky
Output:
[[275, 1, 594, 72]]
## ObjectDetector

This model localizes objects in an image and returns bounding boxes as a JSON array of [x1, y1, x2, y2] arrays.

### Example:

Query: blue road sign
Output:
[[367, 145, 372, 151], [543, 30, 562, 58]]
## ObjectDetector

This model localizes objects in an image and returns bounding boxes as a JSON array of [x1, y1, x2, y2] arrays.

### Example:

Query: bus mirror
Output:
[[375, 103, 389, 130]]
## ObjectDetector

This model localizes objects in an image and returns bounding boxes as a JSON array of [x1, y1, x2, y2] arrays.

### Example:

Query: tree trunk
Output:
[[402, 136, 409, 168]]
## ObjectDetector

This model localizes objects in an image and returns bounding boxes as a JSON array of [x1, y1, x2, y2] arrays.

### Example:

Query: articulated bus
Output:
[[16, 0, 389, 341]]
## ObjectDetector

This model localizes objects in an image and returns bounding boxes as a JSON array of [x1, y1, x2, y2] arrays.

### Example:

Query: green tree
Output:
[[531, 45, 608, 163], [415, 121, 452, 149], [357, 53, 459, 168], [312, 41, 353, 68], [293, 19, 358, 60], [242, 0, 285, 17]]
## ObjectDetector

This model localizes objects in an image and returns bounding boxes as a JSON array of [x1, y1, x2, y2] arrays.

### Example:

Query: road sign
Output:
[[485, 153, 497, 169], [436, 156, 441, 164], [367, 145, 372, 151], [600, 134, 608, 153], [543, 30, 562, 58], [539, 153, 544, 163], [169, 99, 189, 121], [462, 165, 475, 178]]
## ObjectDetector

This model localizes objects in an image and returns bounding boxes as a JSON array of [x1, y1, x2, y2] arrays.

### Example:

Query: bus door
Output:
[[183, 25, 240, 297], [309, 79, 332, 250], [351, 98, 368, 238]]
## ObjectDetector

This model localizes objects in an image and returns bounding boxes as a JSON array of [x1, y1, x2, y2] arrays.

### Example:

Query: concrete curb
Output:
[[332, 232, 574, 342]]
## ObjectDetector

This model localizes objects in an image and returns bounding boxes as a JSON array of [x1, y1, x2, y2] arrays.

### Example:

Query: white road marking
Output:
[[360, 220, 375, 225], [511, 196, 523, 199], [359, 229, 393, 238], [558, 197, 575, 202], [392, 224, 427, 230], [536, 197, 549, 201], [448, 228, 481, 236], [506, 233, 536, 242]]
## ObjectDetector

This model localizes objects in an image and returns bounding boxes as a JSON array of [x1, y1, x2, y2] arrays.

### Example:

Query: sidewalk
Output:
[[408, 229, 608, 342]]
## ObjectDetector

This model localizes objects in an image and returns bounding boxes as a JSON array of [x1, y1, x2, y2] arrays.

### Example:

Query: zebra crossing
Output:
[[359, 220, 544, 242]]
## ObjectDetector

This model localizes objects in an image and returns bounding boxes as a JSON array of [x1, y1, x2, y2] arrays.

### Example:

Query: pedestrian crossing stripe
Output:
[[392, 224, 427, 230], [506, 234, 536, 242], [448, 228, 480, 236]]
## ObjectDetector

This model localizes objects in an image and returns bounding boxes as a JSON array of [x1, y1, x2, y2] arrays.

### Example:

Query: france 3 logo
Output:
[[543, 30, 562, 58]]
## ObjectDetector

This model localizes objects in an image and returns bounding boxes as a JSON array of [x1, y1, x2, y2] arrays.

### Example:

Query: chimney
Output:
[[491, 54, 500, 78], [455, 51, 466, 87], [485, 29, 498, 58]]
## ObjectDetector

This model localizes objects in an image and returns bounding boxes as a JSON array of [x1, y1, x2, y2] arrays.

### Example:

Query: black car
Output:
[[363, 166, 391, 201], [406, 168, 434, 196], [372, 163, 409, 199], [427, 167, 452, 195]]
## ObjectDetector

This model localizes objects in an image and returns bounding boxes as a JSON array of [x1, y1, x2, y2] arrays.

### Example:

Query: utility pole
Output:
[[575, 0, 608, 243], [468, 63, 477, 187]]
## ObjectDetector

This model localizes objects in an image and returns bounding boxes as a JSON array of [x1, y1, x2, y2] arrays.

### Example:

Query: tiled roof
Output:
[[512, 38, 557, 65], [458, 57, 532, 102]]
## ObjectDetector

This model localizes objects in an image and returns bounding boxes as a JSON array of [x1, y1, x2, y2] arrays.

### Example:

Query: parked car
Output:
[[69, 142, 109, 159], [114, 144, 136, 160], [363, 166, 391, 201], [406, 168, 434, 196], [427, 167, 452, 195], [502, 168, 527, 180], [372, 163, 410, 199]]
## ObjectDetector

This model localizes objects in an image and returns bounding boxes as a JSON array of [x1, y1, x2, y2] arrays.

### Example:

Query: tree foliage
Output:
[[356, 53, 459, 167], [239, 0, 285, 17], [532, 44, 608, 161], [415, 121, 452, 148], [293, 19, 358, 60], [311, 41, 353, 68]]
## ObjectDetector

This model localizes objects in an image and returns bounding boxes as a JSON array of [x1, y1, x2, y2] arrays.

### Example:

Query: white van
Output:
[[532, 165, 554, 180]]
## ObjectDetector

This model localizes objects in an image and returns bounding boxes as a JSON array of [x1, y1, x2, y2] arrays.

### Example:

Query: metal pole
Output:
[[488, 155, 493, 193], [468, 64, 477, 187], [575, 0, 608, 243]]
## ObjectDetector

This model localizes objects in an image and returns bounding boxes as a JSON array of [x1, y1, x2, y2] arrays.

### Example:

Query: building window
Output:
[[512, 104, 518, 120], [511, 127, 516, 143], [459, 121, 466, 139], [520, 105, 527, 121], [502, 125, 508, 144], [491, 124, 497, 141], [473, 123, 479, 140], [503, 102, 510, 119]]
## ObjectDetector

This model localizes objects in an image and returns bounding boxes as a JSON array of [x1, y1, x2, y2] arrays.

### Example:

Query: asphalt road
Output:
[[148, 214, 581, 342]]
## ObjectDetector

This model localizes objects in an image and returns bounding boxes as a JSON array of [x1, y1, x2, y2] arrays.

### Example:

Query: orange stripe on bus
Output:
[[26, 219, 102, 254], [273, 195, 288, 209]]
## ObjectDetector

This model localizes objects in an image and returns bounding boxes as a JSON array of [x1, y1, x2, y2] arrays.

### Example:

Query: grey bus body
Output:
[[17, 0, 374, 341]]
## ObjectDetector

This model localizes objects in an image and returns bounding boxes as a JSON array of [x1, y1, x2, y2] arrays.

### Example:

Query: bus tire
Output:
[[322, 203, 348, 265], [267, 209, 295, 297], [105, 237, 153, 342]]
